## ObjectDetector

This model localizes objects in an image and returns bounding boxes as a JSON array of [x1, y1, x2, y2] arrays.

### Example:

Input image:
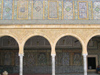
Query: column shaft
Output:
[[83, 54, 88, 75], [51, 54, 56, 75], [19, 54, 24, 75]]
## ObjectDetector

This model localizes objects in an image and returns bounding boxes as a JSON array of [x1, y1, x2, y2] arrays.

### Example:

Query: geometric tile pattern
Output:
[[63, 1, 73, 19], [13, 0, 17, 19], [74, 1, 78, 19], [0, 0, 100, 20], [48, 1, 58, 19], [78, 1, 88, 19], [58, 1, 63, 19], [17, 0, 28, 19], [56, 52, 63, 65], [88, 1, 93, 19], [3, 0, 13, 19], [93, 2, 100, 19], [73, 53, 83, 65], [56, 51, 82, 66], [0, 0, 2, 19], [62, 52, 70, 65], [28, 1, 32, 19], [43, 1, 48, 19], [33, 0, 43, 19], [0, 50, 19, 73]]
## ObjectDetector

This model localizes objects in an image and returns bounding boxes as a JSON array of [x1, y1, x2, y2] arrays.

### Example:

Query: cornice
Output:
[[0, 24, 100, 29]]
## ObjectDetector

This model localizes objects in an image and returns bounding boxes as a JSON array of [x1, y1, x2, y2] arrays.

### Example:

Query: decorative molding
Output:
[[73, 1, 75, 19], [1, 0, 3, 19], [43, 1, 45, 19], [12, 0, 14, 19], [91, 1, 93, 19], [62, 1, 63, 19]]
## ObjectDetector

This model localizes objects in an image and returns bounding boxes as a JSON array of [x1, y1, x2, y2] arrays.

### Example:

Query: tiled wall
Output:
[[0, 0, 100, 20]]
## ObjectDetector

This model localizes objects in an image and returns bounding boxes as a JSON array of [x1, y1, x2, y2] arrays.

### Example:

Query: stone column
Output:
[[19, 54, 24, 75], [51, 54, 56, 75], [83, 54, 88, 75]]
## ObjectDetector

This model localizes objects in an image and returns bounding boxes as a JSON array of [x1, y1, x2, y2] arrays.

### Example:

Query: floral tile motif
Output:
[[63, 1, 73, 19], [37, 52, 47, 65], [24, 52, 37, 66], [73, 53, 83, 65], [3, 0, 13, 19], [78, 1, 88, 19], [93, 2, 100, 19]]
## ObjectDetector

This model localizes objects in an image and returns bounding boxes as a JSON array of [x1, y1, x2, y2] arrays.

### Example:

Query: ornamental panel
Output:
[[48, 1, 58, 19], [3, 0, 13, 19], [62, 52, 70, 65], [4, 51, 11, 65], [37, 52, 47, 65], [17, 0, 28, 19], [33, 0, 43, 19], [63, 1, 73, 19], [93, 2, 100, 19], [78, 1, 88, 19], [73, 53, 83, 65]]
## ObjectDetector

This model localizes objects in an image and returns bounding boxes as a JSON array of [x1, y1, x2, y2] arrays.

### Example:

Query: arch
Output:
[[54, 33, 84, 53], [0, 34, 20, 49], [0, 35, 20, 74], [23, 35, 52, 74], [86, 33, 100, 47], [86, 33, 100, 71], [22, 34, 52, 52]]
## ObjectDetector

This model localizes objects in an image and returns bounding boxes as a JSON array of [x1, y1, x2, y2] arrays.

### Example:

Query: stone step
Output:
[[56, 73, 99, 75]]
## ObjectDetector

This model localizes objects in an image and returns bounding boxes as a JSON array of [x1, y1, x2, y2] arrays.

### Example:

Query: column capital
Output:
[[19, 54, 24, 57], [51, 54, 56, 57], [82, 53, 88, 57]]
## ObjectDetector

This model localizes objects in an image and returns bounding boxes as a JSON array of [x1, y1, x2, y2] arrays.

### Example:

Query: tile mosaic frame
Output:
[[17, 0, 28, 20], [1, 0, 3, 19], [78, 1, 89, 20], [48, 1, 59, 19], [63, 1, 74, 19]]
